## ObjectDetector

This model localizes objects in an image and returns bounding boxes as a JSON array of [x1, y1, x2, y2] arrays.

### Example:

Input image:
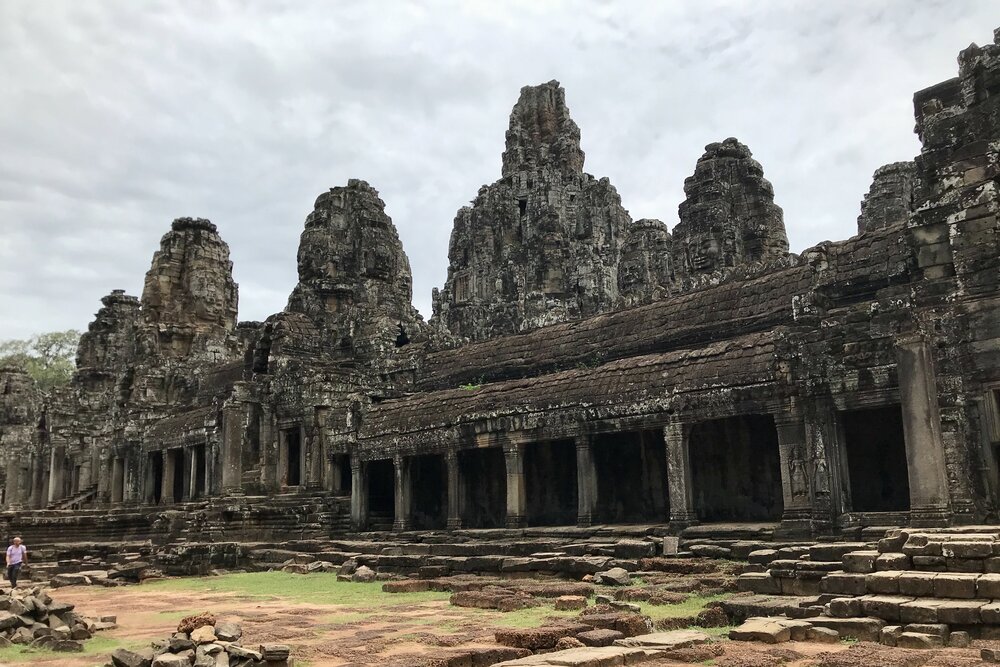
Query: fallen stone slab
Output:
[[806, 616, 886, 642], [495, 625, 589, 650], [612, 629, 712, 649], [576, 629, 623, 647], [729, 617, 811, 644], [494, 645, 659, 666]]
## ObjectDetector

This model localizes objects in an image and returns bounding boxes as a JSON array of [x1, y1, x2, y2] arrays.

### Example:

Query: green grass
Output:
[[0, 635, 142, 664], [637, 593, 731, 621], [487, 605, 580, 628], [141, 571, 451, 606], [699, 624, 734, 637]]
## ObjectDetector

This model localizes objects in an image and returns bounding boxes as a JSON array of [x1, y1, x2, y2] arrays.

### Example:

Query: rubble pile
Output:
[[0, 584, 116, 652], [110, 614, 294, 667]]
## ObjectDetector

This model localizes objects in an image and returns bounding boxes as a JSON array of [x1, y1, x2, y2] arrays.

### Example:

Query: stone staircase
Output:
[[47, 485, 97, 511], [734, 527, 1000, 643]]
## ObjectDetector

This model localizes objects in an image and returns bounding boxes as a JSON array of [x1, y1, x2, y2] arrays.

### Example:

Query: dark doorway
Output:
[[332, 453, 352, 496], [458, 447, 505, 528], [409, 455, 446, 529], [169, 449, 185, 503], [525, 439, 577, 526], [841, 405, 910, 511], [283, 428, 302, 487], [367, 459, 395, 529], [193, 445, 207, 498], [147, 452, 163, 505], [689, 414, 783, 522], [593, 430, 669, 523]]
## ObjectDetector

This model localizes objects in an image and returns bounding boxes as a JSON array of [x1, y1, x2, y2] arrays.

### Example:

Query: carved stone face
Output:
[[690, 234, 722, 273]]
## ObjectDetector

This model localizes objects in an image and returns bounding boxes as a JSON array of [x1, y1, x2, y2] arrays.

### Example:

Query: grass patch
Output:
[[699, 624, 734, 637], [0, 635, 141, 663], [637, 593, 731, 621], [321, 611, 370, 625], [472, 604, 580, 629], [142, 572, 451, 607]]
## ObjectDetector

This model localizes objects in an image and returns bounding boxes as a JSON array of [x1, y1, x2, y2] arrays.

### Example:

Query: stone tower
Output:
[[432, 81, 632, 340], [76, 290, 140, 378], [285, 179, 426, 359], [139, 218, 239, 361], [857, 161, 920, 234], [672, 138, 788, 282], [618, 219, 674, 306]]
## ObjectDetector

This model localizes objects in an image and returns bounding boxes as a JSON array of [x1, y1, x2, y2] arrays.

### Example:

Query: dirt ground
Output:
[[16, 583, 1000, 667]]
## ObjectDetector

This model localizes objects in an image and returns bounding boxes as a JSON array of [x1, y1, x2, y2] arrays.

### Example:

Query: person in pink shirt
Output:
[[5, 537, 26, 588]]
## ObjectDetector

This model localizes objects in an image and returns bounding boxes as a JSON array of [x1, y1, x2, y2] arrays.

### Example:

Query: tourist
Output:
[[5, 536, 26, 588]]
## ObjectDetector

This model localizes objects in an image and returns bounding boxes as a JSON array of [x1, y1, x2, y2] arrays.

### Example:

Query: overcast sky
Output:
[[1, 1, 997, 341]]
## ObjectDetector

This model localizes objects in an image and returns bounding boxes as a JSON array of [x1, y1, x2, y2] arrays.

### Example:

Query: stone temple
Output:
[[2, 31, 1000, 565]]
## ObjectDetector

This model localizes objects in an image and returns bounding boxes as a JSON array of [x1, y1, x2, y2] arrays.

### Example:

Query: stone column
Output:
[[162, 450, 176, 504], [186, 447, 198, 501], [664, 421, 697, 527], [47, 444, 65, 505], [445, 451, 463, 530], [261, 407, 277, 491], [774, 409, 812, 535], [308, 409, 327, 490], [5, 457, 21, 509], [896, 335, 951, 526], [393, 455, 412, 532], [111, 456, 125, 505], [350, 456, 367, 531], [79, 457, 93, 490], [575, 435, 597, 527], [503, 443, 527, 528], [220, 404, 244, 494], [31, 454, 46, 509]]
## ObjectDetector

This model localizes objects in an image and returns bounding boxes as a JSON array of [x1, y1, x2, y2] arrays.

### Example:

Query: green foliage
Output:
[[142, 571, 450, 606], [637, 593, 731, 621], [0, 330, 80, 390], [0, 635, 138, 663]]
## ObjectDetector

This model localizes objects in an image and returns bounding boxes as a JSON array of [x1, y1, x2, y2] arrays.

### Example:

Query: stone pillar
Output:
[[5, 457, 21, 509], [445, 451, 463, 530], [31, 454, 46, 509], [162, 450, 176, 504], [111, 456, 125, 505], [774, 409, 812, 535], [15, 462, 29, 507], [308, 409, 327, 490], [575, 435, 597, 527], [186, 447, 197, 501], [350, 456, 367, 530], [896, 335, 951, 526], [261, 407, 277, 491], [393, 455, 412, 532], [47, 444, 65, 505], [221, 404, 244, 494], [503, 443, 527, 529], [79, 457, 93, 490], [664, 421, 697, 527]]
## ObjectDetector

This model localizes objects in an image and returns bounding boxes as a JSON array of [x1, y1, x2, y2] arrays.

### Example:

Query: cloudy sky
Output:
[[1, 1, 997, 340]]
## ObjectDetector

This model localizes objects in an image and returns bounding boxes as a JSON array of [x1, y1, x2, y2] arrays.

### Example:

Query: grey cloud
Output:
[[1, 0, 998, 339]]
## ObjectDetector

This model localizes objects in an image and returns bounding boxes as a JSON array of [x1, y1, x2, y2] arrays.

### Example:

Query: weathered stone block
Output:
[[933, 573, 978, 599], [843, 551, 879, 573], [866, 571, 902, 594]]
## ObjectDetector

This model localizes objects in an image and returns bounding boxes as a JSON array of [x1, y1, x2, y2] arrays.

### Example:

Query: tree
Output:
[[0, 330, 81, 390]]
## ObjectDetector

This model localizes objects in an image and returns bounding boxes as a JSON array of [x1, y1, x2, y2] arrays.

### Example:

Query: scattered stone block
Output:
[[576, 629, 624, 646], [554, 595, 587, 611], [875, 553, 911, 571], [949, 630, 971, 647], [843, 551, 879, 573], [896, 631, 943, 649]]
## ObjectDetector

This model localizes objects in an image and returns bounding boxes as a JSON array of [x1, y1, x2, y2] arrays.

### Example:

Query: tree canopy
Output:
[[0, 330, 81, 390]]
